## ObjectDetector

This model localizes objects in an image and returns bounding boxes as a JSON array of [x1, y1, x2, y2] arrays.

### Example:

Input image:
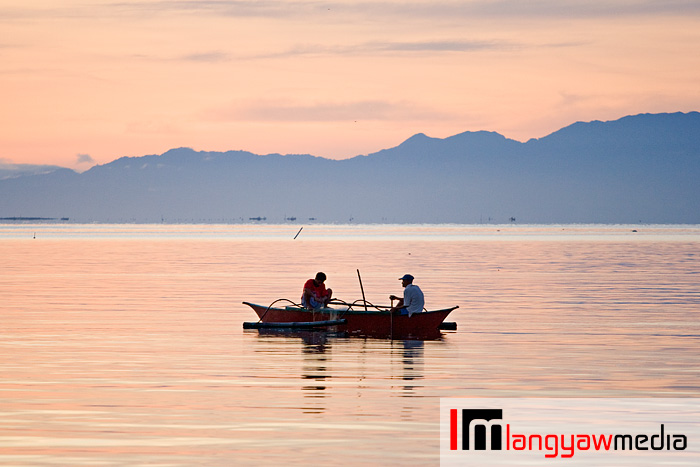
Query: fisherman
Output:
[[301, 272, 333, 309], [390, 274, 424, 316]]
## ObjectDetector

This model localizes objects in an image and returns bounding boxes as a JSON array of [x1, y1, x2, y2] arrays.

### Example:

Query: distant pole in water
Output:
[[293, 226, 303, 239], [357, 269, 368, 312]]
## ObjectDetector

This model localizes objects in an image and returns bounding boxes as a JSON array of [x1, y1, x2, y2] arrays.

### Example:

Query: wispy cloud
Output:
[[180, 1, 700, 19], [104, 0, 307, 18], [105, 1, 700, 19], [248, 38, 520, 60], [373, 40, 506, 52], [6, 1, 699, 22], [0, 159, 64, 179], [179, 51, 231, 62], [126, 39, 523, 63], [207, 99, 456, 122], [412, 0, 700, 19], [123, 50, 232, 63]]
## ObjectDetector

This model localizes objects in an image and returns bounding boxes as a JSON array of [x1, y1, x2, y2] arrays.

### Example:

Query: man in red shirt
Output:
[[301, 272, 333, 309]]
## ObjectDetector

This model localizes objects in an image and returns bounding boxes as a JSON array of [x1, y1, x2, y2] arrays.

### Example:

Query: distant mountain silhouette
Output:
[[1, 112, 699, 223]]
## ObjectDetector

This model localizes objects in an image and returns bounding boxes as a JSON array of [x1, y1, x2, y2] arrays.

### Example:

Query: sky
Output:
[[2, 1, 700, 170]]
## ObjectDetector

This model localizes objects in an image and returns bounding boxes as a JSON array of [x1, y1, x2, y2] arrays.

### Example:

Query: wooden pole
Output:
[[390, 297, 394, 340], [357, 269, 368, 312]]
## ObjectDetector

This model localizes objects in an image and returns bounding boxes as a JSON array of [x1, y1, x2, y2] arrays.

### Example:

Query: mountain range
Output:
[[1, 112, 699, 224]]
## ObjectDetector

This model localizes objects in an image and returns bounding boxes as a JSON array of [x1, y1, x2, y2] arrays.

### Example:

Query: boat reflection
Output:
[[246, 328, 439, 416], [247, 326, 444, 341], [301, 333, 330, 414], [251, 328, 348, 341], [251, 329, 340, 414], [394, 340, 424, 398]]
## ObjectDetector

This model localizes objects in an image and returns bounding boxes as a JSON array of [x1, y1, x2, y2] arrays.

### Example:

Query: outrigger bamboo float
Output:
[[242, 299, 458, 339]]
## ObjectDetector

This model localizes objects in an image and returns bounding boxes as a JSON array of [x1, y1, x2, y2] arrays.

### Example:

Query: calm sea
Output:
[[1, 224, 699, 466]]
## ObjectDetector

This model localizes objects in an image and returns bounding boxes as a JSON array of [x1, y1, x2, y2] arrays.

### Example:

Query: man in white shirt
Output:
[[389, 274, 425, 317]]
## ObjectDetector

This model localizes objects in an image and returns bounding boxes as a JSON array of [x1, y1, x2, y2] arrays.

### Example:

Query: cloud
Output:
[[242, 37, 588, 60], [249, 38, 516, 59], [0, 160, 64, 179], [207, 99, 456, 122], [76, 153, 96, 165], [103, 0, 304, 18], [372, 40, 506, 52], [243, 37, 550, 61], [481, 0, 700, 18], [0, 158, 16, 168], [179, 51, 231, 62], [2, 1, 699, 25], [101, 0, 700, 20]]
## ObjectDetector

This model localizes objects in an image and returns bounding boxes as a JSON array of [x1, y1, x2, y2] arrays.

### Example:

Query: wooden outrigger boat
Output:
[[243, 300, 458, 339]]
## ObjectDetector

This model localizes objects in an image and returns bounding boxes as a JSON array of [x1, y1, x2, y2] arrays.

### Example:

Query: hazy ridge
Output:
[[1, 112, 699, 224]]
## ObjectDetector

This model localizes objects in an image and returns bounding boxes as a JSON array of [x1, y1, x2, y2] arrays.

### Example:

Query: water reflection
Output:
[[252, 329, 337, 414], [248, 329, 431, 418], [301, 331, 330, 415], [394, 340, 424, 397]]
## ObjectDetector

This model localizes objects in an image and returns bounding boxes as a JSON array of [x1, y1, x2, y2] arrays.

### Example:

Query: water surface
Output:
[[1, 224, 698, 465]]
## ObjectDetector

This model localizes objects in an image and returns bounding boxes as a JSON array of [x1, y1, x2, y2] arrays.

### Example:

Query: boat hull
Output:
[[243, 302, 457, 339]]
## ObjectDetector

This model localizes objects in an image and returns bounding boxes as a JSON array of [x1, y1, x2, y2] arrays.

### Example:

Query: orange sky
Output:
[[2, 1, 700, 169]]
